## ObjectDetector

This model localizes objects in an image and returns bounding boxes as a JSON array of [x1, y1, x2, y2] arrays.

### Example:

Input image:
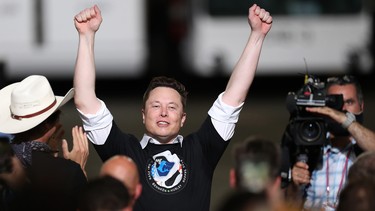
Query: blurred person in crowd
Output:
[[0, 138, 29, 211], [230, 136, 282, 206], [73, 3, 272, 211], [334, 151, 375, 211], [0, 75, 89, 211], [216, 190, 270, 211], [336, 179, 375, 211], [347, 151, 375, 184], [100, 155, 142, 208], [230, 136, 299, 210], [288, 75, 375, 210], [77, 175, 132, 211]]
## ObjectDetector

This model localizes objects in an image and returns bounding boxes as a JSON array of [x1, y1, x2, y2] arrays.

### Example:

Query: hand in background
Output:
[[62, 126, 89, 177]]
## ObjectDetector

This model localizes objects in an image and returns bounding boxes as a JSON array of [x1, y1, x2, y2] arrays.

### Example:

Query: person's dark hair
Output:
[[77, 176, 131, 211], [12, 110, 61, 144], [233, 136, 281, 192], [336, 179, 375, 211], [216, 190, 269, 211], [143, 76, 188, 110], [348, 151, 375, 184], [326, 75, 363, 105]]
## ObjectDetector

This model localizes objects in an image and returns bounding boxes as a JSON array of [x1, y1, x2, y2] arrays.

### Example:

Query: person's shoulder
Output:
[[108, 122, 140, 143]]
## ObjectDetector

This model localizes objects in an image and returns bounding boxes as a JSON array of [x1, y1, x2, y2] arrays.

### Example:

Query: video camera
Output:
[[280, 74, 343, 187], [285, 74, 344, 146]]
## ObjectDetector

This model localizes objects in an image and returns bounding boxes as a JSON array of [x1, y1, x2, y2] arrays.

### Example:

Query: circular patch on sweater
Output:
[[145, 150, 188, 194]]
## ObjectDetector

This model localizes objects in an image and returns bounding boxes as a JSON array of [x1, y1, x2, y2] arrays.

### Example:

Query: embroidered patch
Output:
[[146, 150, 188, 194]]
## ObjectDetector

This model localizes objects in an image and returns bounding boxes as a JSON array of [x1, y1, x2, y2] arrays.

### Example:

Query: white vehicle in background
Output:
[[0, 0, 146, 79], [0, 0, 372, 80], [186, 0, 373, 76]]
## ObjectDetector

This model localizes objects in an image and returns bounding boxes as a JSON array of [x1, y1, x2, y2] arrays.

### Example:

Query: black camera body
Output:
[[280, 75, 344, 187], [286, 75, 343, 146]]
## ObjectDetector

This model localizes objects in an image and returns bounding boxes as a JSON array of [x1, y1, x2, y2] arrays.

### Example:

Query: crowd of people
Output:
[[0, 3, 375, 211]]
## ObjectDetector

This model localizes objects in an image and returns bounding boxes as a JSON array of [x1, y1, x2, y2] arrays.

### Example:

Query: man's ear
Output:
[[134, 183, 142, 200], [229, 168, 237, 189], [181, 113, 187, 127], [142, 109, 145, 124]]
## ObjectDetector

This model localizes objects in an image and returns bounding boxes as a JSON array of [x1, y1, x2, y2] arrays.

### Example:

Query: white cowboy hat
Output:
[[0, 75, 74, 134]]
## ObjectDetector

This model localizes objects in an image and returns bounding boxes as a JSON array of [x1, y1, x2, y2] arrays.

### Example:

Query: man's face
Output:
[[142, 87, 186, 144], [327, 84, 363, 114]]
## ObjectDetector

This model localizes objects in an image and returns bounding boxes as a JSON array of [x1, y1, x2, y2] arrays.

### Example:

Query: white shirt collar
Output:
[[140, 134, 184, 149]]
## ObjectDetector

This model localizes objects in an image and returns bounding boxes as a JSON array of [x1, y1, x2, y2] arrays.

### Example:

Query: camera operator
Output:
[[290, 75, 375, 210]]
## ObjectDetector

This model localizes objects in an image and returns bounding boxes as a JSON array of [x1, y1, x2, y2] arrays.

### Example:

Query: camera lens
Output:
[[299, 120, 322, 142]]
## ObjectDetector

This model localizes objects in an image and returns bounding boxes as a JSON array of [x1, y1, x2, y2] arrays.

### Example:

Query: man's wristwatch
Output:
[[342, 112, 356, 129]]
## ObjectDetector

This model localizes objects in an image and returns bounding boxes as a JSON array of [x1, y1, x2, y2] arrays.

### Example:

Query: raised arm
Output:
[[348, 122, 375, 151], [222, 4, 272, 106], [73, 5, 103, 114], [306, 106, 375, 151]]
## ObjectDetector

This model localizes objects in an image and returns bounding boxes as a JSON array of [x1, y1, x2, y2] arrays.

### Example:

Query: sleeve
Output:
[[76, 100, 113, 145], [208, 92, 243, 141]]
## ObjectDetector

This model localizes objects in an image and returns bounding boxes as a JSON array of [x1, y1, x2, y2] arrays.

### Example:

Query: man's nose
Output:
[[160, 107, 168, 117]]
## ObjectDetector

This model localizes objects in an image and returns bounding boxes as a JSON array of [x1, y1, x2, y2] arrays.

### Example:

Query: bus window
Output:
[[186, 0, 372, 76]]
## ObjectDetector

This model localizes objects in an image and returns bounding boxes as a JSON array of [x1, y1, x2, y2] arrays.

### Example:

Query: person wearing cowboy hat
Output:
[[0, 75, 89, 211]]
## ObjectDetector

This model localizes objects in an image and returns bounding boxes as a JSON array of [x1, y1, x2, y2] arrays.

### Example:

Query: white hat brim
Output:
[[0, 84, 74, 134]]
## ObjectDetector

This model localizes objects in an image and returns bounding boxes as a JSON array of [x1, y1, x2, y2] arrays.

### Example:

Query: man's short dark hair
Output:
[[143, 76, 188, 110], [326, 75, 363, 105]]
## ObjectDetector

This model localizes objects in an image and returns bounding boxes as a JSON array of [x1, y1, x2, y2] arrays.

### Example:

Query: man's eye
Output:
[[345, 100, 354, 105]]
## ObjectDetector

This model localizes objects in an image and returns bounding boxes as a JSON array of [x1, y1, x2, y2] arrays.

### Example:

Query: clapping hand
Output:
[[62, 126, 89, 177]]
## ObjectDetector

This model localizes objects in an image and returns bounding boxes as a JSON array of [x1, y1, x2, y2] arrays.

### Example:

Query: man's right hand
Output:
[[292, 161, 311, 186], [74, 5, 102, 35]]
